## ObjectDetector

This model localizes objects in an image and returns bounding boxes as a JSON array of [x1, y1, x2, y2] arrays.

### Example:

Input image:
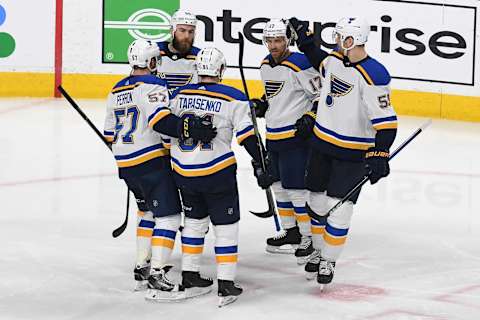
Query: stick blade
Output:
[[249, 209, 274, 218], [112, 222, 127, 238]]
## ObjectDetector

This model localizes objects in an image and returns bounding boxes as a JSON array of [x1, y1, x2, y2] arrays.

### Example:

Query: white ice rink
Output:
[[1, 98, 479, 320]]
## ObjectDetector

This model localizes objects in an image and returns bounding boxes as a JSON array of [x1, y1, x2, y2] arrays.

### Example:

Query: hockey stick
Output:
[[57, 85, 131, 238], [238, 33, 280, 231], [307, 119, 432, 221]]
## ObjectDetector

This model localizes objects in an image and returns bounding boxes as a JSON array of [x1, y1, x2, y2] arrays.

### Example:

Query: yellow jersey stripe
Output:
[[356, 65, 374, 85], [278, 208, 295, 217], [137, 228, 153, 238], [111, 82, 142, 93], [281, 61, 301, 72], [266, 130, 296, 140], [295, 214, 311, 223], [172, 157, 237, 177], [314, 126, 373, 150], [148, 109, 171, 128], [311, 226, 325, 235], [236, 129, 255, 144], [116, 149, 169, 168], [373, 122, 398, 130]]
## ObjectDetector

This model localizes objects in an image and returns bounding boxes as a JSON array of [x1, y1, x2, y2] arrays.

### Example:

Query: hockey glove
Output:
[[294, 112, 316, 139], [250, 95, 269, 118], [251, 160, 275, 189], [365, 148, 390, 184], [180, 116, 217, 144], [289, 17, 314, 48]]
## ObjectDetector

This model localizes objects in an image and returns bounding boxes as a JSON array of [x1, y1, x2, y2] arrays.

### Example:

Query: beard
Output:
[[172, 37, 193, 54]]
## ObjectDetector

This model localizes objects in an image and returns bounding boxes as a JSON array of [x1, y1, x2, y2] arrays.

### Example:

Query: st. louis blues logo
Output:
[[326, 74, 353, 107], [157, 73, 193, 94], [264, 80, 285, 99]]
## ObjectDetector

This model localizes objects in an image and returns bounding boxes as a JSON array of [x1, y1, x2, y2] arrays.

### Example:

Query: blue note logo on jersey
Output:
[[326, 74, 353, 107], [264, 80, 285, 99], [158, 72, 193, 93]]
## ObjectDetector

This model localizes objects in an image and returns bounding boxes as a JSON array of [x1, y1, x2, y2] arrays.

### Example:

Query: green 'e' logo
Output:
[[102, 0, 180, 63], [0, 4, 16, 58]]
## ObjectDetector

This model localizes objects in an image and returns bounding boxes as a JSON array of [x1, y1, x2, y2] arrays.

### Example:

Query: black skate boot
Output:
[[218, 279, 243, 307], [317, 258, 336, 291], [304, 249, 321, 280], [294, 236, 314, 265], [180, 271, 213, 299], [133, 261, 150, 291], [266, 226, 301, 254]]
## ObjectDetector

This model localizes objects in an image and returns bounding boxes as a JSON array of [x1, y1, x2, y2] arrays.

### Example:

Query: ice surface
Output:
[[0, 98, 479, 320]]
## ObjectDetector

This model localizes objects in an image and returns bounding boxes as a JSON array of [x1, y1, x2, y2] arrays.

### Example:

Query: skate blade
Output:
[[218, 295, 238, 307], [145, 286, 212, 302], [305, 272, 316, 280], [266, 245, 298, 254], [134, 281, 148, 292]]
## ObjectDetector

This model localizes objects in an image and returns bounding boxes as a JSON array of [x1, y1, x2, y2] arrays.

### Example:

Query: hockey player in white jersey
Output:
[[289, 16, 397, 288], [165, 47, 272, 306], [254, 19, 321, 263], [156, 9, 200, 94], [103, 40, 216, 294]]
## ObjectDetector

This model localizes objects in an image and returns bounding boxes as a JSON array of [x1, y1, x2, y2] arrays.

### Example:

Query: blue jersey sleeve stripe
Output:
[[371, 116, 398, 124], [236, 125, 254, 137]]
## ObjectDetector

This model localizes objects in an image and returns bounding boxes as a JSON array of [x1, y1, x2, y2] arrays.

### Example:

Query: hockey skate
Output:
[[180, 270, 214, 299], [133, 261, 150, 291], [266, 226, 301, 254], [317, 258, 336, 291], [218, 279, 243, 307], [144, 266, 187, 302], [294, 236, 314, 265], [304, 249, 320, 280]]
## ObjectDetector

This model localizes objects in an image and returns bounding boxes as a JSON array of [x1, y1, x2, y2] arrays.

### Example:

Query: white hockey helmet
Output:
[[333, 17, 370, 51], [127, 39, 161, 73], [262, 19, 293, 46], [195, 47, 227, 79], [171, 9, 197, 32]]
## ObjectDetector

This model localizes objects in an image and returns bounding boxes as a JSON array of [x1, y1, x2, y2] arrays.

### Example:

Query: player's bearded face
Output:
[[266, 37, 288, 61], [173, 25, 195, 54]]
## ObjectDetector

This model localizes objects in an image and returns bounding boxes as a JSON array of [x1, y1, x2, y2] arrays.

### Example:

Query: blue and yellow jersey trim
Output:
[[236, 125, 255, 144], [371, 116, 398, 130], [171, 152, 236, 177], [103, 130, 114, 142], [311, 218, 326, 235], [114, 143, 169, 168], [277, 201, 294, 217], [147, 106, 171, 128], [266, 125, 296, 140], [152, 229, 176, 249], [178, 89, 236, 102], [313, 122, 375, 150], [181, 236, 204, 254], [261, 52, 311, 72], [112, 82, 142, 94], [323, 223, 349, 246], [329, 51, 344, 61], [356, 57, 391, 86], [215, 245, 238, 263]]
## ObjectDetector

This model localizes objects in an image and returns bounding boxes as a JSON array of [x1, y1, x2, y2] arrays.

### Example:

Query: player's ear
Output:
[[149, 57, 157, 71]]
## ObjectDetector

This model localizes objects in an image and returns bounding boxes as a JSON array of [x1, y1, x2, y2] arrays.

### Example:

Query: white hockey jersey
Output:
[[259, 52, 321, 149], [312, 51, 398, 160], [168, 83, 254, 178], [156, 42, 199, 95], [104, 75, 171, 173]]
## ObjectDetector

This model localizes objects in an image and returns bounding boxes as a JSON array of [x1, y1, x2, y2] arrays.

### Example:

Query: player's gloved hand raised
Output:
[[250, 95, 269, 118], [294, 112, 315, 139], [180, 116, 217, 144], [288, 17, 313, 47], [251, 159, 275, 189], [365, 148, 390, 184]]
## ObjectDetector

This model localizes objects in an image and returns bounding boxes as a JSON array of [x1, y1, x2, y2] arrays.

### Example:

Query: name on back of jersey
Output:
[[179, 96, 222, 113], [116, 92, 133, 106]]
